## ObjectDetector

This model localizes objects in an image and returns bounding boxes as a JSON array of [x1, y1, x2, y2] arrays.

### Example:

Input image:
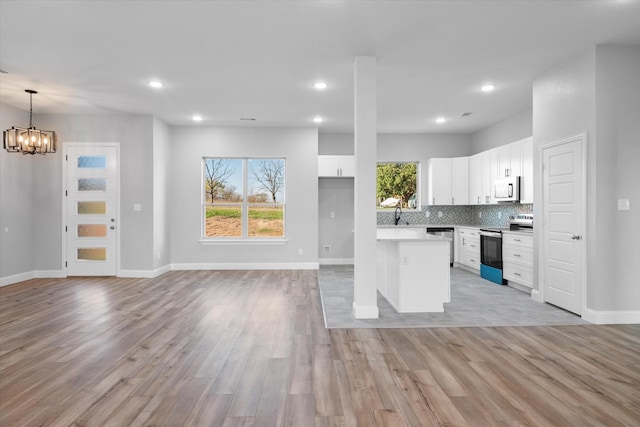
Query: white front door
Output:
[[64, 144, 119, 276], [541, 135, 584, 315]]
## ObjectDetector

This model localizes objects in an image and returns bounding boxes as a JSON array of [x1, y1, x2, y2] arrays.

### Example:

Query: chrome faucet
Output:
[[394, 206, 402, 225]]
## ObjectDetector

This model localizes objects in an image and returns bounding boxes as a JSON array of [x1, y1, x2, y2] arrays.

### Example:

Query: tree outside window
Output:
[[203, 158, 285, 238], [377, 162, 418, 209]]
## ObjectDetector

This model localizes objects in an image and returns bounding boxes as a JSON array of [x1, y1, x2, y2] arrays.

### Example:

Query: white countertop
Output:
[[376, 228, 449, 241]]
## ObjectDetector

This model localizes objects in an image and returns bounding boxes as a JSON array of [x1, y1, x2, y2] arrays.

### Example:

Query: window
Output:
[[203, 158, 285, 239], [377, 162, 418, 210]]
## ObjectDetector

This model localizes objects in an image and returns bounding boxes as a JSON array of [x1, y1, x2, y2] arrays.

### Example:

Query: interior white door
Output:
[[65, 145, 118, 276], [542, 136, 584, 315]]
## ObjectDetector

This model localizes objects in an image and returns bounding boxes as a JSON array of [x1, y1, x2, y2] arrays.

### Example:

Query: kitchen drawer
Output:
[[503, 244, 533, 266], [458, 228, 480, 238], [460, 251, 480, 270], [503, 263, 533, 288], [503, 233, 533, 247]]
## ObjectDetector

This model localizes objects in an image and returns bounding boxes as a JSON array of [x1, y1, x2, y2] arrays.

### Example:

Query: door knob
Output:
[[571, 234, 582, 240], [110, 226, 116, 230]]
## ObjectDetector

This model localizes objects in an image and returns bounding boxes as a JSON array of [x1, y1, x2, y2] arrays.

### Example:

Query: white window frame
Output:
[[201, 157, 286, 241]]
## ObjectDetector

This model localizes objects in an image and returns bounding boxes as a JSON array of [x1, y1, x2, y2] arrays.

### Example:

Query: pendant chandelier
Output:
[[3, 89, 57, 155]]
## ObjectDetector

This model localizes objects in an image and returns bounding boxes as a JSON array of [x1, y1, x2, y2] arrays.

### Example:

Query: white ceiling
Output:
[[1, 1, 639, 134]]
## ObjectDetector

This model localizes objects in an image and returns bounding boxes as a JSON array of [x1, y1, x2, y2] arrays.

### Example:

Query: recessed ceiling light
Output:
[[148, 80, 163, 89], [192, 115, 203, 122], [314, 82, 327, 90], [313, 116, 324, 123], [436, 117, 446, 124], [481, 84, 496, 92]]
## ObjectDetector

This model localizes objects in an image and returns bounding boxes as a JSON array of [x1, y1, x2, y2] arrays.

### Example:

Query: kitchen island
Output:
[[376, 227, 451, 313]]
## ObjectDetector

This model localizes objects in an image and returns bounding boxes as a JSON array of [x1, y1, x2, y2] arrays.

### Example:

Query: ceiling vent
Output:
[[458, 112, 472, 118], [240, 117, 256, 121]]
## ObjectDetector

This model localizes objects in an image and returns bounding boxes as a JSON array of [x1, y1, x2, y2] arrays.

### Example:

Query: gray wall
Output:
[[318, 178, 354, 262], [153, 117, 171, 270], [169, 126, 319, 266], [0, 110, 157, 277], [471, 108, 533, 154], [594, 45, 640, 311], [533, 45, 640, 313], [0, 103, 36, 279]]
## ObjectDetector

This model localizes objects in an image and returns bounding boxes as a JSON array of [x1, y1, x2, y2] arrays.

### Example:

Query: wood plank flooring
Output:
[[1, 270, 639, 426]]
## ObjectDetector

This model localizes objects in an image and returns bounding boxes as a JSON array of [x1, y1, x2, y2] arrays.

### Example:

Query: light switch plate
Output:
[[618, 199, 630, 211], [133, 203, 142, 211]]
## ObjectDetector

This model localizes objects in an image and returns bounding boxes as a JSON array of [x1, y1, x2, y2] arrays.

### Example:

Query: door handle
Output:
[[110, 226, 116, 230], [571, 234, 582, 240]]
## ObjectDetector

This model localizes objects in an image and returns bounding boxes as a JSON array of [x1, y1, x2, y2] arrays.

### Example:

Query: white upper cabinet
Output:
[[469, 153, 483, 205], [427, 158, 452, 205], [427, 157, 468, 205], [497, 140, 523, 179], [520, 136, 533, 203], [469, 149, 496, 204], [451, 157, 469, 205], [318, 155, 355, 177]]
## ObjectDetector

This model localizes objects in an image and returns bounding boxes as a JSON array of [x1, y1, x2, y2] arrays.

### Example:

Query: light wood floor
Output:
[[1, 271, 638, 426]]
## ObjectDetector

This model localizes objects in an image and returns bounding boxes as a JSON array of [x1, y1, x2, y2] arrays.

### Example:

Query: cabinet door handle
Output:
[[477, 196, 480, 204], [470, 244, 476, 248], [514, 238, 521, 242], [452, 197, 454, 204], [514, 272, 521, 276], [514, 254, 521, 257], [433, 197, 435, 205]]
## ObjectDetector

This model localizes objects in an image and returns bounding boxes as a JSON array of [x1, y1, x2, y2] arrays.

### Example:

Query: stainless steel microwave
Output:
[[494, 176, 521, 202]]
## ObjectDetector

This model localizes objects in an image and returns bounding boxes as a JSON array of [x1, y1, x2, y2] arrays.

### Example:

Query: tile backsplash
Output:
[[378, 204, 533, 228]]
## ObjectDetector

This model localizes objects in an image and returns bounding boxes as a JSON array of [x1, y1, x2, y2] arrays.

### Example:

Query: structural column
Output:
[[353, 56, 379, 319]]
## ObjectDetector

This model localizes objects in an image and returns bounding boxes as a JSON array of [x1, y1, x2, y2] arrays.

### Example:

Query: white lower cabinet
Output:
[[457, 227, 480, 271], [502, 232, 534, 288]]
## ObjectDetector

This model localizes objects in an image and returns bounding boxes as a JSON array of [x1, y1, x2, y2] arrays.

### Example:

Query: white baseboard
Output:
[[170, 262, 319, 271], [35, 270, 66, 278], [531, 289, 543, 302], [352, 302, 379, 319], [119, 264, 171, 278], [582, 308, 640, 325], [0, 271, 35, 287], [319, 258, 354, 265]]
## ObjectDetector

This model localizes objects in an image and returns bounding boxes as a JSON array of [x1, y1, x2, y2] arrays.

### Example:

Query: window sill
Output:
[[199, 239, 288, 245]]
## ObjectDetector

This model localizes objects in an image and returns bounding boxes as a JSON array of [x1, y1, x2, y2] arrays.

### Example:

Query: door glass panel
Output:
[[77, 224, 107, 238], [77, 156, 107, 168], [77, 201, 107, 215], [77, 248, 106, 261], [78, 178, 106, 191]]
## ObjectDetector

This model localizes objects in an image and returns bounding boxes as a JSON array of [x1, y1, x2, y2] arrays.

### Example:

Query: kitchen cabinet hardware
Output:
[[571, 234, 582, 240]]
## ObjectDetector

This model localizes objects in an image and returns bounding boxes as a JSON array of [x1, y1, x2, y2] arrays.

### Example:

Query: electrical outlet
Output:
[[479, 212, 482, 218], [298, 248, 303, 255], [498, 212, 502, 219], [425, 211, 430, 218], [323, 245, 331, 252], [330, 211, 335, 218], [438, 211, 443, 218]]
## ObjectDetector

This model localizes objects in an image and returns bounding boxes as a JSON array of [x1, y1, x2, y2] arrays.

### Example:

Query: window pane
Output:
[[203, 158, 243, 204], [248, 205, 284, 237], [77, 156, 107, 168], [77, 248, 106, 261], [77, 224, 107, 237], [377, 162, 418, 209], [205, 206, 242, 237], [77, 201, 107, 215], [248, 159, 285, 204], [78, 178, 106, 191]]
